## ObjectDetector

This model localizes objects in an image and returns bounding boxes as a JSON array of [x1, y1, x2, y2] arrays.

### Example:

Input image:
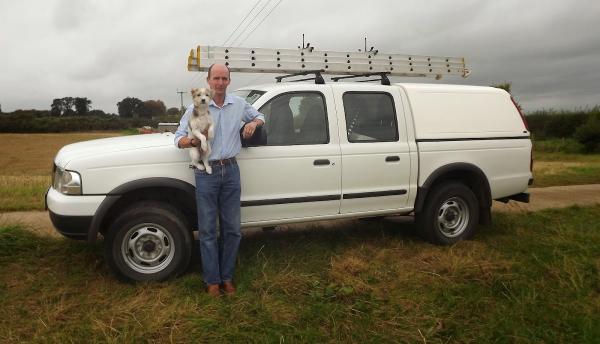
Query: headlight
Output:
[[52, 165, 82, 195]]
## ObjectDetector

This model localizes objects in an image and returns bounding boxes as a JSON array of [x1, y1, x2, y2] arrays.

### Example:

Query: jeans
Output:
[[194, 162, 241, 285]]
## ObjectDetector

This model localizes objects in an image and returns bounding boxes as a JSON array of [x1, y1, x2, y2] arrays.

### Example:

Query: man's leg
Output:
[[218, 162, 242, 283], [195, 169, 221, 286]]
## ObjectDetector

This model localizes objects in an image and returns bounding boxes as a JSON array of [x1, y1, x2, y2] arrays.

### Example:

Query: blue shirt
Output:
[[174, 94, 264, 160]]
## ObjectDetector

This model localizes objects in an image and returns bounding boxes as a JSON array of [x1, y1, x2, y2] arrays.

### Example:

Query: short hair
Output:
[[207, 64, 231, 79]]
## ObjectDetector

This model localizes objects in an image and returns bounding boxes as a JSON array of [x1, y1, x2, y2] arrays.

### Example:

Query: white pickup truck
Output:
[[47, 82, 532, 281]]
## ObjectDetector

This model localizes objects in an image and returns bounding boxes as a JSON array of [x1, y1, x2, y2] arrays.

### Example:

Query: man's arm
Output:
[[174, 105, 199, 148], [241, 101, 265, 139]]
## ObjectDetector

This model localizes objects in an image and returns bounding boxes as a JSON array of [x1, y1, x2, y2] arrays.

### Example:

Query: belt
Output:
[[208, 157, 237, 166]]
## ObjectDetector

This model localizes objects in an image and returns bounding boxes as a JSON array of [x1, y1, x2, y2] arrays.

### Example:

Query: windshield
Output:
[[232, 89, 266, 105]]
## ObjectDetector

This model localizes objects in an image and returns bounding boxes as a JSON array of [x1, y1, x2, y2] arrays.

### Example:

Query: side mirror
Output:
[[240, 124, 266, 147]]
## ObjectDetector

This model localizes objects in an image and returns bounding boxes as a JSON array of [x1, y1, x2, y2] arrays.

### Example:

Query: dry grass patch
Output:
[[0, 132, 123, 176], [0, 132, 124, 211], [251, 267, 314, 297], [534, 161, 586, 174]]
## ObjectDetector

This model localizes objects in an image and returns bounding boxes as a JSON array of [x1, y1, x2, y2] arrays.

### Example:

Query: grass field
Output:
[[0, 133, 599, 212], [1, 205, 599, 343]]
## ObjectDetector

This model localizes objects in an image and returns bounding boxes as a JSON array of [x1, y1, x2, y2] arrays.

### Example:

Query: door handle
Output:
[[314, 159, 331, 166], [385, 156, 400, 162]]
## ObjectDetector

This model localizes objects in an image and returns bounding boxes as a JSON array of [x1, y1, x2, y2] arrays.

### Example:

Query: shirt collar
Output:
[[210, 94, 235, 108]]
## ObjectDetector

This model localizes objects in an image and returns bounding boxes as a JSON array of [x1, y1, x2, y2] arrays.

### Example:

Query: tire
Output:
[[104, 201, 193, 282], [416, 182, 479, 245]]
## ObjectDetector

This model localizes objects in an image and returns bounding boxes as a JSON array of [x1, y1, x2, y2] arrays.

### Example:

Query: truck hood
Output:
[[55, 132, 176, 168]]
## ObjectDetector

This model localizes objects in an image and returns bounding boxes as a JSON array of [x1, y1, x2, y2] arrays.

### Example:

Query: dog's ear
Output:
[[191, 88, 198, 96], [209, 89, 215, 98]]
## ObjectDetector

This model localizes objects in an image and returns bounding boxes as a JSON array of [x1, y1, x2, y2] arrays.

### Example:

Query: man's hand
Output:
[[183, 138, 205, 153], [242, 119, 263, 139]]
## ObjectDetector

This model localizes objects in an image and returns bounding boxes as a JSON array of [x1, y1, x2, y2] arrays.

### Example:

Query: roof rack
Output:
[[331, 72, 391, 85], [187, 45, 470, 83], [275, 70, 325, 84]]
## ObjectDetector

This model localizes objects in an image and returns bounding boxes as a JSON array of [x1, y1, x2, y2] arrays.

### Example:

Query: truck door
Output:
[[334, 86, 411, 214], [237, 88, 342, 223]]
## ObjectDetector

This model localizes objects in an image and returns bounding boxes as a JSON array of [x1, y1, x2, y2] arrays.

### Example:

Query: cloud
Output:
[[0, 0, 599, 113]]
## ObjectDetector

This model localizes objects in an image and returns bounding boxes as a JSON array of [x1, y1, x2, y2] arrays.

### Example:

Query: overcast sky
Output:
[[1, 0, 598, 114]]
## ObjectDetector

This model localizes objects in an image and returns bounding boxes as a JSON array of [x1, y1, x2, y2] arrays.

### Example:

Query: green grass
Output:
[[1, 206, 599, 343], [0, 176, 50, 211], [532, 140, 600, 187], [529, 138, 600, 187]]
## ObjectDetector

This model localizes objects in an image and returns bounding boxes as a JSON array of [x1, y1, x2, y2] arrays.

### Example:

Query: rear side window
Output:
[[343, 92, 398, 142]]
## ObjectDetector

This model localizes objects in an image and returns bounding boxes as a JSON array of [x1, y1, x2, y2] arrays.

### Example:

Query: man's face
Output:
[[207, 65, 230, 97]]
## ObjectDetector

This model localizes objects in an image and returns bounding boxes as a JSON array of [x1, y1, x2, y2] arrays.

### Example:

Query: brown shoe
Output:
[[206, 284, 221, 297], [222, 281, 236, 295]]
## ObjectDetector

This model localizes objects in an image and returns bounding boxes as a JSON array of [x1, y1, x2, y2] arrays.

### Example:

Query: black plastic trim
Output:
[[343, 190, 407, 199], [415, 163, 492, 213], [86, 178, 196, 243], [416, 136, 530, 142], [497, 192, 530, 204], [242, 195, 340, 207], [87, 195, 121, 242], [49, 210, 92, 240], [108, 177, 196, 197]]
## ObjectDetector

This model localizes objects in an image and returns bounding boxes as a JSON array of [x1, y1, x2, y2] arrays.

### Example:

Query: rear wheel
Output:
[[105, 201, 193, 282], [416, 182, 479, 245]]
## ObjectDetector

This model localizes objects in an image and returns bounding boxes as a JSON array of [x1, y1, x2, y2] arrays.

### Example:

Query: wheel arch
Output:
[[87, 177, 197, 243], [414, 163, 492, 221]]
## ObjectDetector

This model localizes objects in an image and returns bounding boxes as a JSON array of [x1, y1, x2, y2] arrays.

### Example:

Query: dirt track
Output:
[[2, 184, 600, 238]]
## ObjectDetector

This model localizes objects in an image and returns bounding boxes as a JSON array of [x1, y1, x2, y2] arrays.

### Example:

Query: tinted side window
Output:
[[258, 92, 328, 146], [343, 92, 398, 142]]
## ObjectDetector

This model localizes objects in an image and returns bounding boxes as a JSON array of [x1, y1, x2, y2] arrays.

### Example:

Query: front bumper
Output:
[[45, 187, 106, 240]]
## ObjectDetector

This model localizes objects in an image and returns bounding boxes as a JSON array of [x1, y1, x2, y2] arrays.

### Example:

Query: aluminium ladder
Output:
[[187, 45, 470, 80]]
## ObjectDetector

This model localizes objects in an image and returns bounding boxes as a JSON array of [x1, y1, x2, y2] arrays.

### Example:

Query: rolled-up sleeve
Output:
[[174, 104, 194, 148]]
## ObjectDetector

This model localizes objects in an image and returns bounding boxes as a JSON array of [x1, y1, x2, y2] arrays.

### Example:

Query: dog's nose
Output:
[[201, 99, 206, 103]]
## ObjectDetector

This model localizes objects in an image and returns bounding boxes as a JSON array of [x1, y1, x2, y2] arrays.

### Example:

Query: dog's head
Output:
[[191, 88, 214, 108]]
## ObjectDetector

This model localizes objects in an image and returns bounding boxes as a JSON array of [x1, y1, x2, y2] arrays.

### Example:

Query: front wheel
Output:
[[416, 182, 479, 245], [105, 201, 193, 282]]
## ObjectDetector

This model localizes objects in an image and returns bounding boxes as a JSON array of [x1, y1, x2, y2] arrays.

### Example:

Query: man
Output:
[[174, 64, 264, 296]]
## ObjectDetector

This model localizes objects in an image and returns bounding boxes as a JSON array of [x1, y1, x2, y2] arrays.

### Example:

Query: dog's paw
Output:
[[205, 166, 212, 174], [196, 163, 206, 171]]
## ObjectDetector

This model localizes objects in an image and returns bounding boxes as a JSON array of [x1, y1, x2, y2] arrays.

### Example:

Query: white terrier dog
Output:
[[188, 88, 215, 173]]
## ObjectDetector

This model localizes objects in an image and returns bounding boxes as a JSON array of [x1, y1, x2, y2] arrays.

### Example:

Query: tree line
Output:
[[491, 83, 599, 153], [0, 96, 183, 133], [46, 96, 181, 118]]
